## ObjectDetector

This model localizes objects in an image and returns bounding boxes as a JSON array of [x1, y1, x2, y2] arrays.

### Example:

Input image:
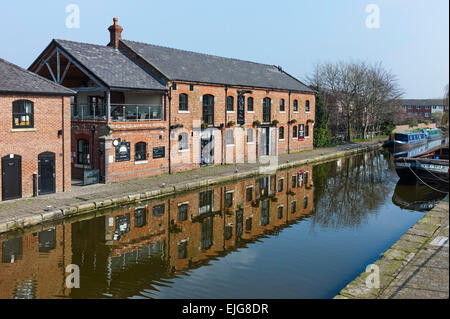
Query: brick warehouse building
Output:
[[0, 58, 73, 201], [29, 18, 315, 184]]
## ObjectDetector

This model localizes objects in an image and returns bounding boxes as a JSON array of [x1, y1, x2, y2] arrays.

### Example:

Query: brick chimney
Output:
[[108, 18, 123, 49]]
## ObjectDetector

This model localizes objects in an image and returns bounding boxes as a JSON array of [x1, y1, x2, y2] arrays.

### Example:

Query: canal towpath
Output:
[[335, 196, 449, 299], [0, 139, 384, 234]]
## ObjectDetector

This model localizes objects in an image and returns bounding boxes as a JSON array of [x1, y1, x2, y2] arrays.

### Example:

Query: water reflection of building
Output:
[[0, 166, 314, 298], [0, 225, 72, 299], [105, 168, 314, 273]]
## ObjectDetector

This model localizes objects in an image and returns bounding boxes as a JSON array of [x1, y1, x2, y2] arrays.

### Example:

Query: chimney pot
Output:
[[108, 17, 123, 50]]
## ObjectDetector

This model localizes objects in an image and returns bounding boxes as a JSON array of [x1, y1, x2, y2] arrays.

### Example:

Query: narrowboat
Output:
[[423, 128, 441, 141], [387, 130, 427, 151], [394, 145, 449, 185]]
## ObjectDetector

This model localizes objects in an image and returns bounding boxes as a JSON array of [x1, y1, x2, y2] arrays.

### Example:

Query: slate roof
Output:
[[53, 39, 167, 91], [0, 57, 74, 95], [121, 40, 314, 93], [399, 99, 446, 106]]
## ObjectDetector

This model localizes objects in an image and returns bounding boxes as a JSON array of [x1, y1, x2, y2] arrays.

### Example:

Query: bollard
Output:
[[33, 173, 38, 197]]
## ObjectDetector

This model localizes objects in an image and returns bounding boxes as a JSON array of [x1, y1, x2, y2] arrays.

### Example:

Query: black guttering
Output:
[[0, 89, 74, 96]]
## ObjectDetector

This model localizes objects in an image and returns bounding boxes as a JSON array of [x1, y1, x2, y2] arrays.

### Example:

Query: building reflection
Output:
[[0, 226, 72, 299], [0, 166, 314, 299]]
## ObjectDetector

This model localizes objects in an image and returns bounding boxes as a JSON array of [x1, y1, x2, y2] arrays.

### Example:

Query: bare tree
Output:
[[306, 61, 403, 141]]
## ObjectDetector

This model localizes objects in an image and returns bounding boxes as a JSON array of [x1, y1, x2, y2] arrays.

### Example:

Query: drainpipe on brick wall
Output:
[[288, 91, 291, 154], [91, 125, 96, 170], [168, 88, 172, 174]]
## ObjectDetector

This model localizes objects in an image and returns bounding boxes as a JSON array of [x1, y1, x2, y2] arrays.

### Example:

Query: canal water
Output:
[[0, 148, 447, 299]]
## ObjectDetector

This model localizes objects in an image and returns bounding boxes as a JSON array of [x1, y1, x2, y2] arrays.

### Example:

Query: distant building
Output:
[[398, 99, 448, 122]]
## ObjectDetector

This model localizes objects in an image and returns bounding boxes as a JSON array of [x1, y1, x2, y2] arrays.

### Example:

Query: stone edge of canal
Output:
[[0, 144, 381, 235], [334, 198, 449, 299]]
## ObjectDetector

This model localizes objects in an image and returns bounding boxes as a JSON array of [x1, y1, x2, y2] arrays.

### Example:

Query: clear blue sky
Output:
[[1, 0, 448, 98]]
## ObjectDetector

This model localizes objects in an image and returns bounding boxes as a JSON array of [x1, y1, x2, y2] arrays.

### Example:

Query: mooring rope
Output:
[[402, 157, 449, 194], [415, 159, 449, 183]]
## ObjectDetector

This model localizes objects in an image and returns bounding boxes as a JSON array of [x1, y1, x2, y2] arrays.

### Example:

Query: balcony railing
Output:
[[71, 103, 164, 122], [71, 103, 107, 121]]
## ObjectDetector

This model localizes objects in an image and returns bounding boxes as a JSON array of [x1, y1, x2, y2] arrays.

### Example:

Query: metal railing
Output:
[[71, 103, 164, 122], [71, 103, 107, 121], [110, 104, 163, 122]]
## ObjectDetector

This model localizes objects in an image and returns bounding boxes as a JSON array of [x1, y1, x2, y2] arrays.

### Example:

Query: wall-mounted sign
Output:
[[115, 141, 130, 162], [152, 146, 165, 159]]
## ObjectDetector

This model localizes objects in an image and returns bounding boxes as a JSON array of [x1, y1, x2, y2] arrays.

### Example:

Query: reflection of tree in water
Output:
[[312, 151, 397, 229]]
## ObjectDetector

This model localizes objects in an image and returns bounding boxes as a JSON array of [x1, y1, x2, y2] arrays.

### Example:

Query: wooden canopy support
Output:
[[33, 44, 108, 90]]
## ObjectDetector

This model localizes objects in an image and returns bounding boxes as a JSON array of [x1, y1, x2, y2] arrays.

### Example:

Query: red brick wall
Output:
[[169, 82, 315, 170], [71, 121, 169, 183], [0, 95, 71, 199]]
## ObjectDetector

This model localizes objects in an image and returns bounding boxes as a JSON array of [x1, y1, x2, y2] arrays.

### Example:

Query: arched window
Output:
[[263, 97, 271, 122], [77, 139, 90, 165], [279, 126, 284, 140], [280, 99, 285, 112], [178, 133, 188, 150], [291, 200, 297, 213], [134, 208, 147, 228], [12, 100, 34, 128], [305, 100, 310, 112], [179, 93, 188, 111], [227, 96, 234, 111], [305, 124, 310, 137], [135, 142, 147, 161], [202, 94, 214, 125], [293, 100, 298, 112], [247, 97, 254, 112]]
